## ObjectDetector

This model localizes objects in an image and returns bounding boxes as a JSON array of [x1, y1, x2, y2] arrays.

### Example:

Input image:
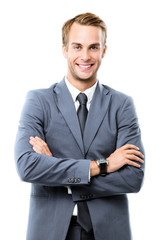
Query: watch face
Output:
[[100, 159, 106, 164], [97, 159, 108, 166], [100, 159, 108, 164]]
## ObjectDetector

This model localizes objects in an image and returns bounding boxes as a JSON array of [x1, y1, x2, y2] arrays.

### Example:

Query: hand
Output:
[[107, 144, 144, 173], [29, 136, 53, 156]]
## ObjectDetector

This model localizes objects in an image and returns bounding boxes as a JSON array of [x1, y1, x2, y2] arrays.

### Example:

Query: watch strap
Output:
[[96, 159, 108, 176], [100, 162, 107, 176]]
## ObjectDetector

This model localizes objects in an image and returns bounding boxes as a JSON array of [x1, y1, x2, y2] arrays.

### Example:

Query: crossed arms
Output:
[[29, 136, 144, 177], [15, 90, 145, 201]]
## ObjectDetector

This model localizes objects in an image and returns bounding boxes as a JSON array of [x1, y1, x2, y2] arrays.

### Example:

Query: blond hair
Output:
[[62, 12, 107, 48]]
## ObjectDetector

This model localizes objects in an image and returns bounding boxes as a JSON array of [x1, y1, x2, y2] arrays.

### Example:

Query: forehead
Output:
[[68, 23, 103, 45]]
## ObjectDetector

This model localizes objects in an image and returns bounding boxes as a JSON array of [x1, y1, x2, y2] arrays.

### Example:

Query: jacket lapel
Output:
[[53, 79, 85, 155], [83, 82, 112, 154]]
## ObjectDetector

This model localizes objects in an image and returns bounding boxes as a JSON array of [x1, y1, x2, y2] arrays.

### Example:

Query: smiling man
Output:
[[62, 21, 107, 91], [15, 13, 145, 240]]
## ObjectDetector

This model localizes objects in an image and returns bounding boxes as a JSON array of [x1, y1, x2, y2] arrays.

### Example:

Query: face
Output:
[[63, 23, 107, 85]]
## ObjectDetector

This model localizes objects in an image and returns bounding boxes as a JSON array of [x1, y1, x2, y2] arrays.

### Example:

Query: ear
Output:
[[102, 45, 107, 58], [62, 44, 68, 59]]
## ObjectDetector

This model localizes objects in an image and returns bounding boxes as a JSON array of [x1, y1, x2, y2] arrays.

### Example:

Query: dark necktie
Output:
[[76, 93, 88, 137], [76, 93, 93, 232]]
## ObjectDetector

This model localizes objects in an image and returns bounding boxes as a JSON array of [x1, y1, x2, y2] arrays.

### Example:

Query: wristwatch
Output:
[[96, 159, 108, 176]]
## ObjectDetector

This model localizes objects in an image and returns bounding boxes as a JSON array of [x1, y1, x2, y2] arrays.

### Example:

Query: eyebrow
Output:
[[71, 42, 101, 47]]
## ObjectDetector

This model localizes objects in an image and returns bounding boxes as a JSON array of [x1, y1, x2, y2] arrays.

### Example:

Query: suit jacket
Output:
[[14, 78, 145, 240]]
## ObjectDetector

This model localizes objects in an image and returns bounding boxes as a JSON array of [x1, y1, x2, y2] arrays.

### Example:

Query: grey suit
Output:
[[15, 78, 145, 240]]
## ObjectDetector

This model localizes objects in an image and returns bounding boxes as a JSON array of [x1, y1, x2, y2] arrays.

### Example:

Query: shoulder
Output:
[[26, 82, 58, 101], [28, 82, 57, 95], [101, 84, 138, 124], [101, 83, 133, 105], [100, 83, 136, 116]]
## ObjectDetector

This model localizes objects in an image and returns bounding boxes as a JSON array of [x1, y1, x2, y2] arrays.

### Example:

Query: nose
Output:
[[81, 49, 90, 61]]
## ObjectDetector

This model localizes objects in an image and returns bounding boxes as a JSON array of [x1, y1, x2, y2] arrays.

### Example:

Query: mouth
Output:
[[76, 64, 94, 70]]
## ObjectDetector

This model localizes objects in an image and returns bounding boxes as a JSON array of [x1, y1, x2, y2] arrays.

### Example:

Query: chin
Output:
[[74, 72, 97, 82], [76, 76, 95, 83]]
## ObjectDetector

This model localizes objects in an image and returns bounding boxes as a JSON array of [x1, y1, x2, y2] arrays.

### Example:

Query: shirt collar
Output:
[[65, 77, 98, 104]]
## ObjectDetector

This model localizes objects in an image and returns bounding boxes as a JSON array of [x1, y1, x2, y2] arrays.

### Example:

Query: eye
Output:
[[90, 45, 99, 50], [74, 45, 81, 50]]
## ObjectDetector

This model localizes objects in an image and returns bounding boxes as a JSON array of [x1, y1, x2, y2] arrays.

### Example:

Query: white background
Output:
[[0, 0, 166, 239]]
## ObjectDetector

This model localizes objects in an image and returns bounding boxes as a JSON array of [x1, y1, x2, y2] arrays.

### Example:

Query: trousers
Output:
[[65, 216, 95, 240]]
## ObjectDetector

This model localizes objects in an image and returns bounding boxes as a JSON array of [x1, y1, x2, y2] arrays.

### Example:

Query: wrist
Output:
[[90, 161, 100, 177], [96, 158, 108, 176]]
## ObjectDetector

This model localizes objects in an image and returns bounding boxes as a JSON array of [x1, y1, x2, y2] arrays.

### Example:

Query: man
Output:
[[15, 12, 145, 240]]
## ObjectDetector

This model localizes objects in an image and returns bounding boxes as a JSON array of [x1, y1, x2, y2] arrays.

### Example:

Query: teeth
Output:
[[79, 64, 91, 68]]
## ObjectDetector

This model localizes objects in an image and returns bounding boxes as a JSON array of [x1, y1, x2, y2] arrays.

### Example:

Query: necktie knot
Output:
[[77, 93, 88, 106]]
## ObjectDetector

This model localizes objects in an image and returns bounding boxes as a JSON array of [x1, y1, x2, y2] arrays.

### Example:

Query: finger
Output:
[[33, 146, 42, 154], [126, 150, 144, 159], [122, 144, 139, 151], [35, 137, 47, 146], [127, 154, 144, 164], [30, 136, 43, 145], [35, 138, 51, 153], [126, 160, 141, 168], [30, 136, 38, 143], [34, 138, 47, 148], [29, 139, 41, 148], [29, 137, 37, 146], [30, 136, 52, 156]]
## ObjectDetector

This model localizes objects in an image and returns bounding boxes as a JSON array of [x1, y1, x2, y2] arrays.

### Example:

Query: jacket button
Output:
[[80, 195, 86, 199], [68, 178, 74, 183], [68, 178, 71, 183], [77, 178, 81, 183]]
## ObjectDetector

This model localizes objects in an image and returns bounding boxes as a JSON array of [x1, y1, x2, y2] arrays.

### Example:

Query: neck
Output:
[[66, 75, 97, 92]]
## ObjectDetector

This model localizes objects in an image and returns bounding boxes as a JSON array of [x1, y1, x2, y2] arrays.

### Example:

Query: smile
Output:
[[76, 64, 94, 70]]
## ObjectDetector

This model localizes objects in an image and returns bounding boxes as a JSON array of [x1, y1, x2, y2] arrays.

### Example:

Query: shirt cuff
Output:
[[88, 165, 91, 182]]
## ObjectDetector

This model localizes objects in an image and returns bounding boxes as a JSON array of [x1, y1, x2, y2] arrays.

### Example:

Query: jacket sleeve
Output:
[[72, 96, 145, 201], [14, 90, 91, 186]]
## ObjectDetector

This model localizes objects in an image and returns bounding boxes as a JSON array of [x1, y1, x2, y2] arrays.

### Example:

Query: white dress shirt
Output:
[[65, 77, 97, 215], [65, 77, 97, 111]]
